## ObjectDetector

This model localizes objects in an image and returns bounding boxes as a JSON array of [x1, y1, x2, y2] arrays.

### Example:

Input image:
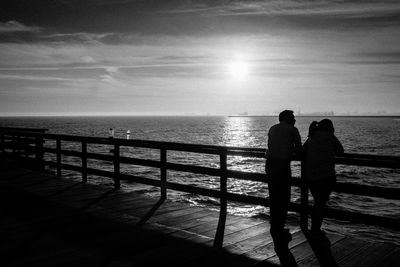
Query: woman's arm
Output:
[[333, 136, 344, 155]]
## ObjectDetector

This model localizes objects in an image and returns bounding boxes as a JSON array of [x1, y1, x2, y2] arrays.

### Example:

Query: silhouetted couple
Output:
[[265, 110, 343, 257]]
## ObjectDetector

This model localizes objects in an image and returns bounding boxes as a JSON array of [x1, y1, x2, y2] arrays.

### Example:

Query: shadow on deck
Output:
[[1, 160, 399, 267]]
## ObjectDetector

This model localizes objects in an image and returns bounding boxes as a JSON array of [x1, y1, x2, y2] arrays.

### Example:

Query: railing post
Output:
[[214, 148, 228, 248], [82, 141, 87, 183], [160, 147, 167, 200], [12, 135, 16, 155], [56, 138, 61, 177], [114, 143, 120, 189], [300, 160, 309, 230], [1, 133, 4, 155], [35, 136, 45, 170], [16, 135, 21, 157]]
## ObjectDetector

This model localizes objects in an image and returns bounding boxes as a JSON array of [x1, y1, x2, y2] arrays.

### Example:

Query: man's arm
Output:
[[293, 128, 302, 159]]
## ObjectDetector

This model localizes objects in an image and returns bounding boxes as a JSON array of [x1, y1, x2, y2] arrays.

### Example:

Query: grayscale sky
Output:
[[1, 0, 399, 115]]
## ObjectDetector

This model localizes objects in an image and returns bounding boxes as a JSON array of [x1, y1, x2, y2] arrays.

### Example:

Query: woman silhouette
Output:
[[303, 119, 344, 238]]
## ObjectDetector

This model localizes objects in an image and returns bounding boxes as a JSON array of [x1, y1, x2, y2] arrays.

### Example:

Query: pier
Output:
[[1, 127, 400, 266]]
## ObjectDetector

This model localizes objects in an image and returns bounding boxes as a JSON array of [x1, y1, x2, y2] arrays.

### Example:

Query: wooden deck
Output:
[[1, 161, 399, 267]]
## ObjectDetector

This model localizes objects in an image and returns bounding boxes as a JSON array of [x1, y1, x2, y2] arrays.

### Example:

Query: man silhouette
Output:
[[265, 110, 302, 252]]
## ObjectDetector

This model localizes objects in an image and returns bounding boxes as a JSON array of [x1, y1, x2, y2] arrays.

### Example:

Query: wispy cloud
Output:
[[154, 1, 400, 18], [0, 74, 71, 81], [0, 21, 41, 33]]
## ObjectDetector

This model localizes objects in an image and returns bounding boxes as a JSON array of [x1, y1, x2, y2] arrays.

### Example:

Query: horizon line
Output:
[[1, 114, 400, 118]]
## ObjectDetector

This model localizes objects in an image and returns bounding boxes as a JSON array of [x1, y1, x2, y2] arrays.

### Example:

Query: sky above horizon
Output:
[[1, 0, 400, 116]]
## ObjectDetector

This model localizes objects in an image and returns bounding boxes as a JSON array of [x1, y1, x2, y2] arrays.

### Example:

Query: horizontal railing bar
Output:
[[119, 157, 161, 168], [226, 150, 266, 158], [86, 152, 113, 161], [119, 173, 161, 187], [226, 192, 267, 206], [334, 182, 400, 200], [336, 157, 400, 169], [86, 167, 115, 178], [341, 153, 400, 162], [44, 161, 82, 173], [165, 181, 221, 198], [166, 162, 220, 177], [56, 149, 82, 157], [2, 129, 400, 163], [324, 207, 400, 230]]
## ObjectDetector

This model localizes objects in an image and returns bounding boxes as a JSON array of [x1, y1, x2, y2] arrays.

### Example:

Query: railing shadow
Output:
[[274, 249, 298, 267], [135, 197, 165, 227], [45, 181, 84, 197], [303, 230, 338, 267], [80, 188, 118, 211]]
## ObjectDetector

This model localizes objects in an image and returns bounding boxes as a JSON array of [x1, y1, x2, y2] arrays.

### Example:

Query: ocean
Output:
[[1, 116, 399, 245]]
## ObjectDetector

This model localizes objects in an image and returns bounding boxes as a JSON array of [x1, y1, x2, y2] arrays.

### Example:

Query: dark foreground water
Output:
[[1, 116, 399, 245]]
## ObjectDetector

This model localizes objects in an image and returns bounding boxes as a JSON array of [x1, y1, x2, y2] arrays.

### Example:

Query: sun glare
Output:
[[228, 61, 250, 80]]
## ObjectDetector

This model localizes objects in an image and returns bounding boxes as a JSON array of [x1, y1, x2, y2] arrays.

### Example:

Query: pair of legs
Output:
[[266, 159, 292, 249], [307, 176, 336, 233]]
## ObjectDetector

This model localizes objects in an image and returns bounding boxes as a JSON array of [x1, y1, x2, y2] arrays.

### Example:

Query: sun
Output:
[[227, 60, 250, 80]]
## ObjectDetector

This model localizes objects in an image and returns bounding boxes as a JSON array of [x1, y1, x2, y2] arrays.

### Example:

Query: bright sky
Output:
[[0, 0, 400, 116]]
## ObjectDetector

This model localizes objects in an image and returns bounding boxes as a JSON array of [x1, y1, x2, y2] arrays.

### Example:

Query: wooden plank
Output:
[[296, 231, 346, 266], [222, 221, 268, 246], [186, 215, 258, 239], [23, 179, 83, 197], [378, 247, 400, 267], [98, 194, 160, 210], [165, 211, 219, 230], [0, 171, 54, 187], [329, 237, 372, 266], [0, 168, 33, 178], [200, 216, 265, 240], [156, 209, 217, 227], [223, 230, 272, 255], [241, 230, 308, 262], [337, 240, 396, 267]]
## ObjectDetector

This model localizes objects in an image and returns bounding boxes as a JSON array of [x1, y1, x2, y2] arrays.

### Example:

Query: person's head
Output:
[[308, 121, 318, 137], [279, 110, 296, 125], [318, 119, 334, 133]]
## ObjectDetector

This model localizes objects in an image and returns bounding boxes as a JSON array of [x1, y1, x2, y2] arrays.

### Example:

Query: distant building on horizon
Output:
[[296, 111, 335, 116]]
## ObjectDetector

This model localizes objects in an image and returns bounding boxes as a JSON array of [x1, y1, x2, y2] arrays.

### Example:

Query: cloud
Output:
[[148, 0, 400, 19], [99, 74, 116, 83], [1, 1, 398, 45], [0, 74, 69, 81], [0, 20, 41, 33], [105, 66, 119, 74]]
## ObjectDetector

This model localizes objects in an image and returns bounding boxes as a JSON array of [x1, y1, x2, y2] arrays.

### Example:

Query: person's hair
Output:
[[318, 119, 334, 132], [308, 121, 318, 137], [278, 110, 295, 123]]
